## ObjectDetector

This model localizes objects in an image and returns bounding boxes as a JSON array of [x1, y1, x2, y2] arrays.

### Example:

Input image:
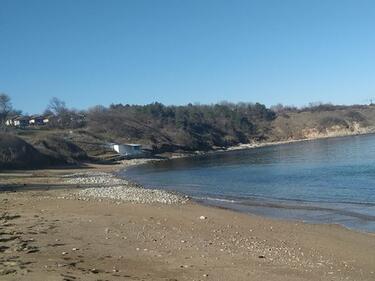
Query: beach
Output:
[[1, 161, 374, 281]]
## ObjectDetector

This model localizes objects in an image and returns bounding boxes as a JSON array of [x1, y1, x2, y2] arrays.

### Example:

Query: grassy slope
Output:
[[271, 106, 375, 141], [2, 105, 375, 169]]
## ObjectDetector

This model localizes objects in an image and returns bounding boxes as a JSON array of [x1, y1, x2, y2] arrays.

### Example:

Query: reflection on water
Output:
[[122, 134, 375, 232]]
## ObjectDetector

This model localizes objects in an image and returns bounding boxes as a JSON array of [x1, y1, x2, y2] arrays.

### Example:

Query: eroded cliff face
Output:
[[271, 108, 375, 142], [301, 122, 375, 140]]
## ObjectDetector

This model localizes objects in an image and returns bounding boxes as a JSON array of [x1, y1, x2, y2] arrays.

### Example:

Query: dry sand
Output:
[[0, 163, 374, 281]]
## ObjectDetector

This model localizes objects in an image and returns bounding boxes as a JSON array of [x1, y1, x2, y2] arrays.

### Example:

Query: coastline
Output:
[[1, 161, 375, 280], [158, 129, 375, 164], [79, 158, 375, 235], [1, 132, 375, 280], [212, 128, 375, 154], [113, 132, 375, 234]]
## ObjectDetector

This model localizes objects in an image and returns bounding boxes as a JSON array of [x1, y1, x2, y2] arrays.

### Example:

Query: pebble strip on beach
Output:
[[63, 171, 188, 204]]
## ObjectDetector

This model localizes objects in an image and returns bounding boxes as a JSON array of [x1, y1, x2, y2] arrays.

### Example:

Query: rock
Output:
[[0, 269, 17, 275], [199, 216, 207, 220], [63, 171, 187, 204], [3, 261, 18, 266], [90, 268, 99, 274]]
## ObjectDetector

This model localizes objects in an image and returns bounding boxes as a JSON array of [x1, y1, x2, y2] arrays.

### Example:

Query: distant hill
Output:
[[86, 102, 276, 152], [85, 102, 375, 152], [270, 104, 375, 141], [2, 102, 375, 169]]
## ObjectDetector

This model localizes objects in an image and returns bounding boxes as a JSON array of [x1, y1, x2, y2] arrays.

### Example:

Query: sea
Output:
[[121, 134, 375, 232]]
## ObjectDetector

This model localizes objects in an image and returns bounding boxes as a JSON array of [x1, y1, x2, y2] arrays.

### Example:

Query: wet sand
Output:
[[1, 163, 375, 281]]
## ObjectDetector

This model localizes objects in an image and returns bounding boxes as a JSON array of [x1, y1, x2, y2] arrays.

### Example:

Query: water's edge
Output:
[[119, 134, 375, 233]]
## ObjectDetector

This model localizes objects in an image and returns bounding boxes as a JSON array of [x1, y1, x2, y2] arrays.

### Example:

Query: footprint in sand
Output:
[[0, 212, 40, 276]]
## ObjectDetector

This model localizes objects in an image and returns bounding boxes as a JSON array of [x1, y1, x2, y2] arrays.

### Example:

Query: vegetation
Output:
[[0, 133, 52, 169], [87, 102, 276, 151], [0, 93, 21, 129], [44, 97, 86, 129], [2, 93, 375, 169]]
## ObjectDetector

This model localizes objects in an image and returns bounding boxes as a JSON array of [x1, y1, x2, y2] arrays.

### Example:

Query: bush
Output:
[[319, 116, 349, 129], [344, 111, 366, 123], [86, 102, 276, 150]]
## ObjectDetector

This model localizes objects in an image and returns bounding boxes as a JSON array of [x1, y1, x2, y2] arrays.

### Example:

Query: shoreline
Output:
[[144, 129, 375, 166], [111, 133, 375, 234], [198, 197, 375, 235], [80, 161, 375, 235], [106, 131, 375, 173], [204, 129, 375, 155], [3, 131, 375, 232], [1, 161, 375, 280]]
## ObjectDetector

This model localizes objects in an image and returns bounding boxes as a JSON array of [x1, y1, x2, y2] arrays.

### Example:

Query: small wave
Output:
[[195, 196, 375, 222], [194, 196, 238, 203]]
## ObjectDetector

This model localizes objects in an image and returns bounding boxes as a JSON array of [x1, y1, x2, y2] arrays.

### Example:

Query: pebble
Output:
[[63, 172, 187, 204]]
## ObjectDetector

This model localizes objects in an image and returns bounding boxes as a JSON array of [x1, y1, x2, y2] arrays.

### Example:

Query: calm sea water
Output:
[[121, 134, 375, 232]]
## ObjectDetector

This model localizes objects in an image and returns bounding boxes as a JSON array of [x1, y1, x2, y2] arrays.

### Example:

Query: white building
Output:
[[13, 116, 30, 127], [43, 117, 50, 124], [5, 119, 14, 126], [29, 116, 44, 126], [112, 144, 142, 156]]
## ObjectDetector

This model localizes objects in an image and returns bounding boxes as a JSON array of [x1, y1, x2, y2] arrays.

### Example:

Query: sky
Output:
[[1, 0, 375, 114]]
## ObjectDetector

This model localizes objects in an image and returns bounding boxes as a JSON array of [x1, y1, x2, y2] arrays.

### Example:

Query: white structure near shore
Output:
[[111, 143, 143, 157]]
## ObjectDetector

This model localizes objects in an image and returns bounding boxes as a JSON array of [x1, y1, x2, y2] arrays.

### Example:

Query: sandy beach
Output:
[[1, 161, 375, 281]]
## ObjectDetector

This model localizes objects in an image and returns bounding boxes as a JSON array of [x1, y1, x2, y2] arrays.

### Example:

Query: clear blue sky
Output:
[[1, 0, 375, 113]]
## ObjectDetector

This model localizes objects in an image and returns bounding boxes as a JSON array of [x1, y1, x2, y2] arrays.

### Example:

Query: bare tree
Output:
[[45, 97, 85, 129], [0, 93, 13, 126], [47, 97, 67, 116]]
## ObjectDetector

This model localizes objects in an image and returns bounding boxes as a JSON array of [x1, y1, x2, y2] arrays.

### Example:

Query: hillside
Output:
[[86, 103, 375, 151], [0, 133, 52, 169], [2, 103, 375, 169], [271, 105, 375, 141], [86, 102, 276, 152]]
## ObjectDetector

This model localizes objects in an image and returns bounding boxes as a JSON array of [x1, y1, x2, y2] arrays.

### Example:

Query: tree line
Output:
[[86, 101, 276, 150], [2, 92, 372, 151]]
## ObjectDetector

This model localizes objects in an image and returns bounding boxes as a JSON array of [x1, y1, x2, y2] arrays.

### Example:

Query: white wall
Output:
[[113, 144, 142, 156]]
